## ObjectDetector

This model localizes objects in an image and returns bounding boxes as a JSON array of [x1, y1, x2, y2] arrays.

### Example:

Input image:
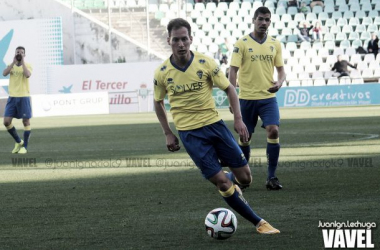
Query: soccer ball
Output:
[[205, 208, 237, 240]]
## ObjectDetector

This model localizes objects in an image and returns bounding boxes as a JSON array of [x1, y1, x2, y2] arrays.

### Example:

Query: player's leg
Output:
[[238, 99, 258, 162], [209, 170, 279, 234], [18, 97, 32, 154], [18, 118, 31, 154], [4, 97, 24, 153], [259, 97, 282, 190]]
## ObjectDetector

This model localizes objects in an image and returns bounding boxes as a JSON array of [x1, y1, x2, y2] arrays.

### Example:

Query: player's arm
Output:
[[2, 56, 17, 76], [154, 100, 180, 152], [268, 66, 286, 93], [21, 55, 31, 78], [228, 66, 239, 88], [224, 84, 249, 143]]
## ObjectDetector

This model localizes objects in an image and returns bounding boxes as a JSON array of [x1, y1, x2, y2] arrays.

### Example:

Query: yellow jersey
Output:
[[8, 63, 32, 97], [154, 51, 230, 131], [230, 34, 283, 100]]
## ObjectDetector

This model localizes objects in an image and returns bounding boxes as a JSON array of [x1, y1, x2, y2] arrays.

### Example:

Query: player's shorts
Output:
[[178, 120, 248, 179], [240, 97, 280, 134], [4, 97, 32, 119]]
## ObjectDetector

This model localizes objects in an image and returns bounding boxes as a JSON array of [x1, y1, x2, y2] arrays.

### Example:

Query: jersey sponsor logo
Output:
[[248, 48, 253, 52], [160, 65, 167, 71], [197, 70, 203, 79], [233, 47, 239, 53], [169, 82, 204, 95], [250, 55, 274, 62], [199, 59, 206, 64]]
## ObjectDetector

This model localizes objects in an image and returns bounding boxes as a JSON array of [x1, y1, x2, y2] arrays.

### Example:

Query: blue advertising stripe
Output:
[[276, 84, 380, 107]]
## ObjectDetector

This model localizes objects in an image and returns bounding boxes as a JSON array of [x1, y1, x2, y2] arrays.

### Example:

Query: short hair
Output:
[[253, 6, 271, 20], [167, 18, 192, 37], [16, 46, 25, 54]]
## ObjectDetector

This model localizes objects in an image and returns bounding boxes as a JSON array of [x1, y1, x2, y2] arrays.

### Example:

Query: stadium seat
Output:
[[351, 77, 364, 84], [294, 13, 305, 22], [313, 41, 323, 49], [364, 53, 376, 63], [333, 47, 345, 56], [319, 63, 332, 71], [343, 11, 354, 19], [194, 2, 205, 12], [292, 64, 305, 74], [330, 25, 341, 34], [327, 77, 340, 85], [229, 2, 240, 12], [241, 2, 252, 10], [360, 31, 371, 41], [306, 13, 317, 21], [362, 68, 373, 78], [348, 32, 360, 41], [336, 32, 348, 42], [294, 49, 306, 59], [350, 69, 362, 77], [288, 80, 301, 87], [339, 4, 349, 12], [340, 39, 351, 49], [302, 79, 314, 86], [312, 56, 324, 66], [351, 39, 363, 48], [312, 71, 325, 79], [282, 28, 293, 36], [324, 5, 335, 14], [345, 47, 357, 55], [318, 48, 330, 58], [357, 61, 369, 70], [332, 11, 343, 20], [350, 54, 363, 65], [373, 16, 380, 25], [276, 6, 286, 15], [368, 10, 379, 18], [355, 10, 367, 20], [373, 68, 380, 77], [325, 41, 336, 50], [324, 71, 335, 78], [367, 24, 378, 33], [348, 17, 360, 27], [314, 79, 326, 86], [326, 55, 338, 65], [299, 72, 311, 80], [361, 2, 373, 11], [339, 76, 351, 84], [287, 20, 298, 29], [312, 5, 323, 14], [282, 49, 291, 60], [217, 2, 228, 11], [325, 19, 337, 27], [323, 33, 335, 41], [355, 24, 366, 33], [281, 14, 292, 23], [226, 9, 237, 18], [306, 48, 318, 58]]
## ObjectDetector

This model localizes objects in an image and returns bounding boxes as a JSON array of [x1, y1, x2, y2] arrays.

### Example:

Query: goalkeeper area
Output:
[[0, 106, 379, 249]]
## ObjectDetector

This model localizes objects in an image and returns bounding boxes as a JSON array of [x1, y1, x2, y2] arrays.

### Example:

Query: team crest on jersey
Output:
[[248, 48, 253, 52], [167, 78, 174, 84], [199, 59, 206, 64], [233, 47, 239, 53], [160, 65, 167, 71], [196, 70, 203, 79], [212, 67, 220, 76]]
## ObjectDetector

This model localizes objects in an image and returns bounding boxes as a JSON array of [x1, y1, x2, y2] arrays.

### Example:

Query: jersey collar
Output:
[[170, 51, 194, 72], [249, 33, 267, 44]]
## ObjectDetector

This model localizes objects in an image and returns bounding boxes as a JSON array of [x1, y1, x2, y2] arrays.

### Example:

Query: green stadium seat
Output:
[[352, 39, 363, 48], [340, 39, 351, 48]]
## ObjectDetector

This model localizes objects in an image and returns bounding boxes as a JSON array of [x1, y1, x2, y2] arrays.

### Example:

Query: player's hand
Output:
[[13, 56, 18, 64], [166, 133, 180, 152], [234, 119, 249, 143], [268, 81, 282, 93]]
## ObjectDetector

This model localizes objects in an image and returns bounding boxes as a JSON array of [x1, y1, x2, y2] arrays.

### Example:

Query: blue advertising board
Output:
[[277, 84, 380, 107], [164, 83, 380, 110]]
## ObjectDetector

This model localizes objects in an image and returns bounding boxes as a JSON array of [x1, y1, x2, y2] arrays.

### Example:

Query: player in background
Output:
[[229, 7, 286, 190], [2, 46, 32, 154], [154, 18, 280, 234]]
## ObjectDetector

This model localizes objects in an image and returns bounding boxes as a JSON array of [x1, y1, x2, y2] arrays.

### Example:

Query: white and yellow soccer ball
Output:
[[205, 208, 237, 240]]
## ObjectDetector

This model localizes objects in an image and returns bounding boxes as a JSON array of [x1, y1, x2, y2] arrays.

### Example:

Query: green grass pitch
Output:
[[0, 106, 379, 250]]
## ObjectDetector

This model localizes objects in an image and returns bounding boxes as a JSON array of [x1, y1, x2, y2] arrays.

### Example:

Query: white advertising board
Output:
[[32, 92, 109, 117], [47, 61, 161, 113], [0, 18, 63, 96]]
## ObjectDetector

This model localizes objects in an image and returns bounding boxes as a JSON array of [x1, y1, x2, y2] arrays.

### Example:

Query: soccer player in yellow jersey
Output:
[[2, 46, 32, 154], [229, 7, 286, 190], [154, 18, 280, 234]]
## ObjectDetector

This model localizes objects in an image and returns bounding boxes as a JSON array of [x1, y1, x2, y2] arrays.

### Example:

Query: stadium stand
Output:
[[57, 0, 380, 86]]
